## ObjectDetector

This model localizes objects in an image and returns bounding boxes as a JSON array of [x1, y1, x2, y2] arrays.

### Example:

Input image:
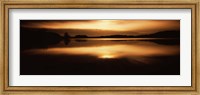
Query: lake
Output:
[[20, 38, 180, 75]]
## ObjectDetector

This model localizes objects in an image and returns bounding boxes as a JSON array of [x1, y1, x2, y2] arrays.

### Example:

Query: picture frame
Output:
[[0, 0, 199, 95]]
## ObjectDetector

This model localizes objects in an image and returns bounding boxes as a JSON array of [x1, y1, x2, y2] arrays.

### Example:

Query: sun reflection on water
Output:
[[99, 54, 115, 59], [23, 43, 179, 58]]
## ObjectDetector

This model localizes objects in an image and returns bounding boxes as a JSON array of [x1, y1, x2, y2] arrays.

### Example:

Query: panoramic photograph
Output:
[[20, 20, 180, 75]]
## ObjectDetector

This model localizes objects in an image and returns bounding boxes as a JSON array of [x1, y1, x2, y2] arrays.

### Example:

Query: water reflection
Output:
[[20, 38, 180, 75], [23, 42, 179, 58]]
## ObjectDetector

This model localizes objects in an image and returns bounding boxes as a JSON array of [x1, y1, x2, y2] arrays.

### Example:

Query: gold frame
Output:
[[0, 0, 199, 95]]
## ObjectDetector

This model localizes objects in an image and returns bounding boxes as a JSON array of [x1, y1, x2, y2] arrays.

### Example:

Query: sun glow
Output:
[[68, 20, 123, 31], [95, 20, 113, 30]]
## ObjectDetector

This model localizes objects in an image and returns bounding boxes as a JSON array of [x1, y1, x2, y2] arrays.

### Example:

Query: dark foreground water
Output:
[[20, 38, 180, 75]]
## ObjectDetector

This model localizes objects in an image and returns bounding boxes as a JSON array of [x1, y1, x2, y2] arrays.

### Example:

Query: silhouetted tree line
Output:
[[20, 28, 63, 50], [64, 30, 180, 38], [20, 28, 179, 51]]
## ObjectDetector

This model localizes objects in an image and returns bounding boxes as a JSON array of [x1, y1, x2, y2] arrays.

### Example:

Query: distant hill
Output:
[[70, 30, 180, 38], [136, 30, 180, 38]]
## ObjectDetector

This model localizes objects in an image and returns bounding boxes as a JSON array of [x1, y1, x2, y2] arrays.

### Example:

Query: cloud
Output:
[[21, 20, 180, 36]]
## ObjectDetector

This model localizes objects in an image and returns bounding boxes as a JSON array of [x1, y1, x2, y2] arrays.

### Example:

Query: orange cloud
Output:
[[21, 20, 180, 35]]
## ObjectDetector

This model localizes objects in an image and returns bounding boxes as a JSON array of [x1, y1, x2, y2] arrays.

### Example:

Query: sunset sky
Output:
[[20, 20, 180, 36]]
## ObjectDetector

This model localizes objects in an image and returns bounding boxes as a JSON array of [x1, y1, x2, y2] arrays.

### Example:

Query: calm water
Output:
[[20, 38, 180, 75]]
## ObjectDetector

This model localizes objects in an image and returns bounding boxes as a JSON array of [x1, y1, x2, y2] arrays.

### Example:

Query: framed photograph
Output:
[[0, 0, 199, 95]]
